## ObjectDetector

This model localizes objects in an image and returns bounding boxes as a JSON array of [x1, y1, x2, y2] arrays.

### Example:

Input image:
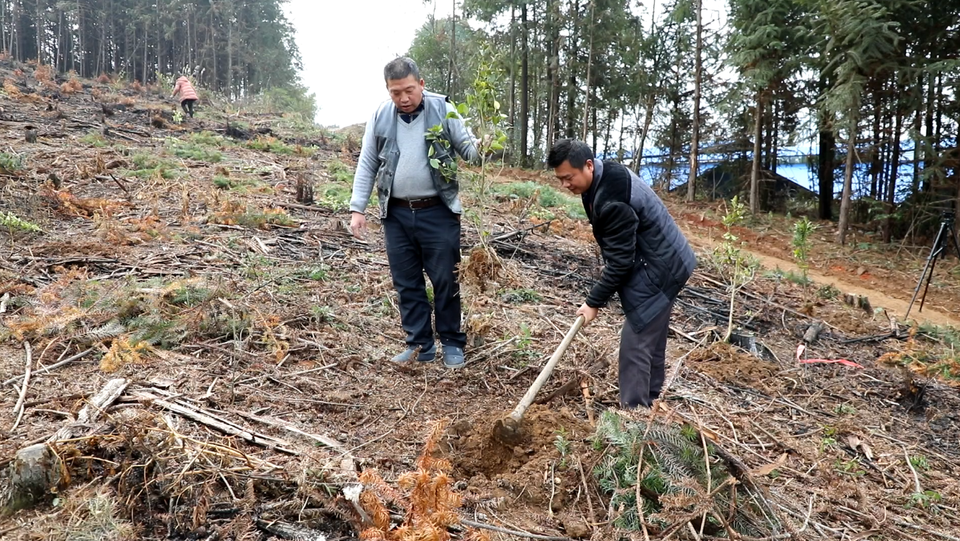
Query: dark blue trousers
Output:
[[383, 204, 466, 349], [618, 300, 673, 408]]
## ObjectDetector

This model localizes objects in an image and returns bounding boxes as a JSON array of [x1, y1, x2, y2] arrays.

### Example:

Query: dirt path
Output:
[[681, 225, 960, 329]]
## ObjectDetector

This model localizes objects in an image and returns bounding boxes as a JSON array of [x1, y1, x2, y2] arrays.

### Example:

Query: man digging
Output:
[[548, 139, 696, 408]]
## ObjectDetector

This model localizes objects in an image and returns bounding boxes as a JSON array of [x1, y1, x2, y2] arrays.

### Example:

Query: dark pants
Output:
[[383, 204, 466, 349], [181, 99, 196, 117], [619, 301, 673, 408]]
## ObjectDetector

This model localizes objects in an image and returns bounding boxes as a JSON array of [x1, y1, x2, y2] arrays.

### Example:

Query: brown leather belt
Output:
[[389, 196, 443, 210]]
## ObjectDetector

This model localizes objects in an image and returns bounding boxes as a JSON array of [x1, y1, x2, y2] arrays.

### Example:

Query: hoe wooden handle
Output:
[[507, 315, 585, 424]]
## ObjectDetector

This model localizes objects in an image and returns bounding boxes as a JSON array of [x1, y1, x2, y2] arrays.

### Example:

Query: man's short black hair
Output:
[[547, 139, 594, 169], [384, 57, 421, 82]]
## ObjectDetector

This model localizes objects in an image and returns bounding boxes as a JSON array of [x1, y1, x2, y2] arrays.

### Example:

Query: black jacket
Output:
[[582, 159, 696, 332]]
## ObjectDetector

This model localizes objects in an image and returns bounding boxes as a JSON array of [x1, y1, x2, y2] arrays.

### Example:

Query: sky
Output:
[[285, 0, 452, 128]]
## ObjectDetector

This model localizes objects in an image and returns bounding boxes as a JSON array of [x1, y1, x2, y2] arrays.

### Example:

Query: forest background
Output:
[[1, 0, 958, 245]]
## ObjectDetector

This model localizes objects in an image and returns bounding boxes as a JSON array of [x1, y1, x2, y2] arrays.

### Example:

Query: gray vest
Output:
[[369, 91, 461, 218]]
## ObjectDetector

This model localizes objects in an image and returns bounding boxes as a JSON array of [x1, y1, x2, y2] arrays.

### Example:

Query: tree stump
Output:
[[295, 175, 314, 204], [0, 444, 60, 515], [24, 125, 37, 143]]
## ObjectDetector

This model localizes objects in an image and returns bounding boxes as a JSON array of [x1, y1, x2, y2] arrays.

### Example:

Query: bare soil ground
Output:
[[1, 63, 960, 540]]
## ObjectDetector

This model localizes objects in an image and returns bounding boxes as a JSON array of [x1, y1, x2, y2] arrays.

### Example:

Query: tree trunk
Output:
[[922, 70, 934, 191], [912, 96, 922, 195], [763, 95, 773, 170], [837, 117, 858, 246], [869, 93, 881, 200], [447, 0, 455, 96], [519, 2, 529, 166], [508, 4, 516, 163], [564, 0, 579, 139], [883, 91, 903, 244], [580, 0, 595, 140], [636, 95, 655, 175], [750, 90, 763, 215], [546, 0, 560, 151], [818, 117, 835, 220], [686, 0, 702, 203], [227, 7, 234, 97], [35, 0, 41, 64], [771, 97, 779, 174]]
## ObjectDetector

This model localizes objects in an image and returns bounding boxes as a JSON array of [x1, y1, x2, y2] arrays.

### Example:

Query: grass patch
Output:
[[327, 158, 354, 183], [317, 184, 353, 212], [127, 152, 179, 179], [246, 136, 302, 155], [212, 174, 264, 193], [878, 323, 960, 382], [59, 489, 137, 541], [210, 200, 296, 229], [494, 181, 585, 219], [186, 130, 232, 148], [917, 323, 960, 349], [501, 288, 542, 304], [166, 138, 223, 162], [297, 265, 330, 281], [80, 130, 108, 148]]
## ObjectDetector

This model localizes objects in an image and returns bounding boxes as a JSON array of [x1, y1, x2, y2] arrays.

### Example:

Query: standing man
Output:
[[548, 139, 696, 407], [350, 57, 478, 368]]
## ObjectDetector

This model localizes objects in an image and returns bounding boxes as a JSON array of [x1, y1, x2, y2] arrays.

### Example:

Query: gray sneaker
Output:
[[442, 345, 465, 369], [392, 343, 436, 363]]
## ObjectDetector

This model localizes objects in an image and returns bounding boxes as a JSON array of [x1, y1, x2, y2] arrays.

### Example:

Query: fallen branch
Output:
[[490, 220, 553, 245], [2, 347, 96, 387], [9, 342, 33, 432], [254, 517, 333, 540], [460, 518, 572, 541], [128, 389, 298, 455], [53, 377, 129, 441], [231, 409, 346, 452]]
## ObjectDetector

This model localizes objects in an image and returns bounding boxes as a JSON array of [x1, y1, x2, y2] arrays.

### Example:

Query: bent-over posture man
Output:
[[350, 57, 478, 368], [548, 139, 696, 407]]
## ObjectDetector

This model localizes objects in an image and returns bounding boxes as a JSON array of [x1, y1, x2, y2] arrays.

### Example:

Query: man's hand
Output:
[[576, 303, 599, 326], [350, 212, 367, 239]]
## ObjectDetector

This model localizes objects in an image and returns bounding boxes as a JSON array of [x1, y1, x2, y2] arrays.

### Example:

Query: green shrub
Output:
[[594, 410, 775, 535], [1, 211, 42, 232]]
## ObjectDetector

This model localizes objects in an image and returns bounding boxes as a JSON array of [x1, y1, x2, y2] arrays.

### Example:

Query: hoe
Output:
[[493, 315, 584, 446]]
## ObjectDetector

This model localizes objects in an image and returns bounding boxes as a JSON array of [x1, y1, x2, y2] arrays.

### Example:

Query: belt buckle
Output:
[[409, 197, 429, 209]]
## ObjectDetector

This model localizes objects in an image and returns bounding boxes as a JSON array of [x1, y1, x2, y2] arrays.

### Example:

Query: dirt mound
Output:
[[442, 405, 595, 512], [688, 341, 781, 389]]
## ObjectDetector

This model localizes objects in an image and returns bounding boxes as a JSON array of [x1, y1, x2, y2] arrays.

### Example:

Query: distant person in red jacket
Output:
[[171, 76, 198, 118]]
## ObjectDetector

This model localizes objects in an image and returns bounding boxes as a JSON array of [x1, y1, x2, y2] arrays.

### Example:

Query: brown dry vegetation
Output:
[[1, 61, 960, 541]]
